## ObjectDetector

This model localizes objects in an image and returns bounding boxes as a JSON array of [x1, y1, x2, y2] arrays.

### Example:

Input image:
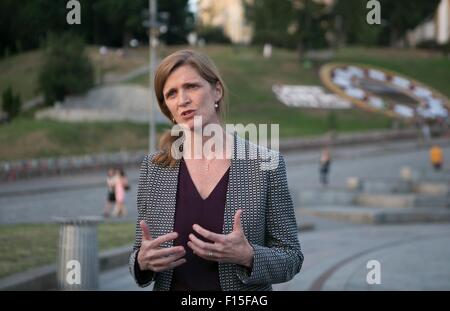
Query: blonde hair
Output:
[[152, 49, 227, 167]]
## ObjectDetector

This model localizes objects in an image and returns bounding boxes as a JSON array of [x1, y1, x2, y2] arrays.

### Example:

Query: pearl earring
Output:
[[214, 103, 219, 108]]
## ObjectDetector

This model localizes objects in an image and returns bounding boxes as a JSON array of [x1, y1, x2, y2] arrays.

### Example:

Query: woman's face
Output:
[[163, 64, 222, 131]]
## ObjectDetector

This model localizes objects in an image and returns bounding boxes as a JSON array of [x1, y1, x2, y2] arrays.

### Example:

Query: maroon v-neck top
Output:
[[170, 157, 230, 291]]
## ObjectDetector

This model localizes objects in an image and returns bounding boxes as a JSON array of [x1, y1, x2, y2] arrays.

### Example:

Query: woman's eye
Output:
[[188, 84, 198, 89], [166, 91, 175, 99]]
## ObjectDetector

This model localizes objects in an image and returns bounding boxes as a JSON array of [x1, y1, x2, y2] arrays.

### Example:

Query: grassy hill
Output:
[[0, 222, 135, 278], [0, 46, 150, 102], [1, 45, 449, 161], [130, 45, 450, 137]]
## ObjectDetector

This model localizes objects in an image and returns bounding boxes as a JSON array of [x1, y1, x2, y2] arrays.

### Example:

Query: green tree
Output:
[[38, 33, 94, 106], [246, 0, 297, 48], [91, 0, 148, 47], [378, 0, 441, 46], [90, 0, 194, 46], [1, 86, 22, 121], [158, 0, 194, 45], [0, 0, 194, 56], [197, 26, 231, 44], [333, 0, 440, 46], [296, 0, 331, 51], [0, 0, 69, 56], [333, 0, 382, 46], [246, 0, 330, 50]]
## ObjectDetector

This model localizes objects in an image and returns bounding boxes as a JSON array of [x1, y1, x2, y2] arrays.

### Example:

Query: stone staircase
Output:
[[294, 167, 450, 224]]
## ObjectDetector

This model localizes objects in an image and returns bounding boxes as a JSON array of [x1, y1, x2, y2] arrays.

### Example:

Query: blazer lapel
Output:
[[149, 157, 180, 291], [219, 132, 249, 290], [223, 132, 246, 235]]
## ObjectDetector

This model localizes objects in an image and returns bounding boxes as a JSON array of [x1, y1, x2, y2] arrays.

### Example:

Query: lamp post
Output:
[[148, 0, 158, 154]]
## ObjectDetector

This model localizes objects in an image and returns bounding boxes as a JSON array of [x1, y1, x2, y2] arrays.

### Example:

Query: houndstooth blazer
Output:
[[129, 131, 303, 291]]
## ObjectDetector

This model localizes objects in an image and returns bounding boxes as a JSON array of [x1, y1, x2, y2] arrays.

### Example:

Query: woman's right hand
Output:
[[137, 220, 186, 272]]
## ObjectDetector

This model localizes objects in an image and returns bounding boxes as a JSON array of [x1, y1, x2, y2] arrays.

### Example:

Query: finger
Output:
[[170, 258, 187, 269], [188, 233, 218, 253], [152, 258, 187, 273], [152, 248, 186, 267], [192, 224, 225, 243], [152, 246, 185, 259], [151, 232, 178, 247], [232, 209, 243, 232], [187, 241, 215, 261], [140, 220, 153, 241]]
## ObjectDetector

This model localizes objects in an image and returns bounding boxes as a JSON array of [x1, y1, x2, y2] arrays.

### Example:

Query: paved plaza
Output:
[[99, 218, 450, 291], [1, 137, 449, 290]]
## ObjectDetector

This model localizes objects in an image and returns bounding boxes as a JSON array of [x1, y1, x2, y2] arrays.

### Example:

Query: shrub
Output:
[[197, 26, 231, 44], [416, 40, 450, 56], [1, 86, 22, 121], [38, 32, 94, 106]]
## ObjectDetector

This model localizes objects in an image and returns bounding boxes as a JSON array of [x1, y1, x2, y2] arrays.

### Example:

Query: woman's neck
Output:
[[182, 127, 233, 160]]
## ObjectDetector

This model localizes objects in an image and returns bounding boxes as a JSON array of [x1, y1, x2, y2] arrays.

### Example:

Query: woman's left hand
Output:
[[187, 209, 254, 268]]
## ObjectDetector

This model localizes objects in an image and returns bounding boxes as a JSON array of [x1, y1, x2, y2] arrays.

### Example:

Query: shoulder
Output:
[[235, 134, 284, 171], [248, 139, 280, 159], [235, 134, 280, 157], [140, 151, 180, 173], [139, 152, 157, 173], [140, 152, 163, 165]]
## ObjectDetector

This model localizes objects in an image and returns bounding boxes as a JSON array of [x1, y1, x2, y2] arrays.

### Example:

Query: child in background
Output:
[[113, 168, 129, 217], [103, 168, 116, 218]]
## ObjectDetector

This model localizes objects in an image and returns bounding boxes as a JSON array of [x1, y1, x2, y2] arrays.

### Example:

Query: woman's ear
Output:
[[214, 82, 223, 102]]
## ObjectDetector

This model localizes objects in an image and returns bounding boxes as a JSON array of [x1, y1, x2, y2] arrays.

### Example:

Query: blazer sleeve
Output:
[[236, 152, 304, 285], [129, 154, 156, 287]]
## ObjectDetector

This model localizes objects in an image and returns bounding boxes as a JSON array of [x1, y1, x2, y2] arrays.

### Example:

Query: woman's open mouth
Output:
[[181, 109, 195, 120]]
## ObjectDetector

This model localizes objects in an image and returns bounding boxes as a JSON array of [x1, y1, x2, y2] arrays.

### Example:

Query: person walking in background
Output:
[[415, 117, 432, 147], [103, 167, 117, 218], [114, 168, 129, 217], [429, 145, 444, 171], [421, 122, 431, 146], [319, 147, 332, 186]]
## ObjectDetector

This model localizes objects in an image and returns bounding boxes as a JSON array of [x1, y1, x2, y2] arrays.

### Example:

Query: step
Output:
[[295, 189, 356, 206], [414, 182, 449, 196], [356, 193, 449, 208], [356, 193, 415, 208], [414, 194, 450, 208], [297, 206, 450, 224], [410, 169, 450, 183], [347, 178, 448, 195], [359, 179, 412, 194]]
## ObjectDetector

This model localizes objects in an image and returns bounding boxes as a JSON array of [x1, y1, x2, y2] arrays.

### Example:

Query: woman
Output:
[[319, 147, 332, 186], [113, 168, 129, 217], [129, 49, 303, 291], [103, 167, 116, 218]]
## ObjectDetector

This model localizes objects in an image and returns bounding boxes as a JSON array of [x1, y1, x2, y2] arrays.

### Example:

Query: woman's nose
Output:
[[179, 90, 191, 106]]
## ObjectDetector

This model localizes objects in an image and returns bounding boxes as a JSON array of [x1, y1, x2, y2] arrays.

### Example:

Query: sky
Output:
[[188, 0, 198, 13]]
